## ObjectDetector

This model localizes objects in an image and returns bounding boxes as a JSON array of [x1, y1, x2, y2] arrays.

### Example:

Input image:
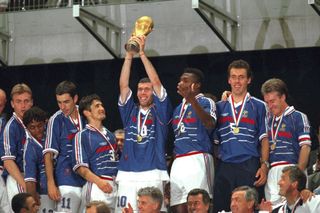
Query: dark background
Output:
[[1, 47, 319, 153]]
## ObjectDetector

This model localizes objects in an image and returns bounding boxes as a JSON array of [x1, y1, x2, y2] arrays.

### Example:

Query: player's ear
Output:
[[73, 94, 78, 103], [83, 109, 90, 118]]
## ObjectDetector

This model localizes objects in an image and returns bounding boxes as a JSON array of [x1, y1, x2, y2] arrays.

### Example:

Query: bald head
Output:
[[0, 89, 7, 114]]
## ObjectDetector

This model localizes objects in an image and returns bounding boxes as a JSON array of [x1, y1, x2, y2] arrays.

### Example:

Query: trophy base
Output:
[[125, 42, 140, 53]]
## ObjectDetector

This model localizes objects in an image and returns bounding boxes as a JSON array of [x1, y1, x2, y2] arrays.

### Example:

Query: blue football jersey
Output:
[[118, 88, 172, 172], [73, 124, 118, 177], [215, 93, 268, 163], [43, 109, 85, 187], [172, 93, 216, 155]]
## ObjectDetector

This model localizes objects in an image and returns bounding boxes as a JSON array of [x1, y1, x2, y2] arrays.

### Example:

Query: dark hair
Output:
[[79, 94, 101, 116], [138, 77, 151, 84], [261, 78, 289, 99], [232, 186, 258, 209], [183, 67, 204, 85], [187, 188, 210, 205], [227, 59, 252, 79], [86, 200, 110, 213], [11, 193, 33, 213], [282, 166, 307, 192], [23, 106, 47, 127], [55, 81, 77, 98]]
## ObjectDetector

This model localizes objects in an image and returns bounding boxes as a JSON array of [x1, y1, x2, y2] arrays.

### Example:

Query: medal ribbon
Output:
[[271, 114, 284, 143], [68, 109, 83, 131], [174, 100, 188, 132], [13, 112, 27, 130], [230, 93, 248, 128], [87, 124, 115, 156], [282, 198, 302, 213], [137, 108, 151, 137]]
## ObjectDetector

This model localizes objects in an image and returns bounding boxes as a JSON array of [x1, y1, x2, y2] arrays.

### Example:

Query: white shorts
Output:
[[170, 152, 214, 207], [6, 174, 25, 205], [81, 177, 117, 212], [40, 194, 55, 213], [265, 162, 295, 207], [115, 169, 169, 213], [55, 185, 82, 213], [0, 171, 10, 212]]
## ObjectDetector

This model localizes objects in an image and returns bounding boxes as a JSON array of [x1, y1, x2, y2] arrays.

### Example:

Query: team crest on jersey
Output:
[[242, 110, 248, 118], [187, 111, 192, 118], [280, 124, 286, 131], [99, 142, 107, 146]]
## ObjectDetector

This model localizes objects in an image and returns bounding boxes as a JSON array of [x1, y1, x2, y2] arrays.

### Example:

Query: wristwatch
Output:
[[260, 160, 270, 169]]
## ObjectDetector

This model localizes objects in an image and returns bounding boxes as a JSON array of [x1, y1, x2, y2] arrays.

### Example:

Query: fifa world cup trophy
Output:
[[125, 16, 154, 53]]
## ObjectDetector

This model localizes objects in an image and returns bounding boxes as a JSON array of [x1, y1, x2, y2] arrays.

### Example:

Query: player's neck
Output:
[[89, 120, 103, 131], [286, 191, 300, 206], [70, 107, 79, 120], [232, 91, 247, 103]]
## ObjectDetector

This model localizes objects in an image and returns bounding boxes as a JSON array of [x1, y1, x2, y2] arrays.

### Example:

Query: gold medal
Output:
[[137, 135, 142, 142], [233, 127, 240, 134], [271, 143, 276, 150]]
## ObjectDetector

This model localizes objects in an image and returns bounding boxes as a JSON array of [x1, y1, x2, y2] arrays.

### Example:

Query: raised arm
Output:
[[137, 36, 162, 96], [119, 50, 134, 103]]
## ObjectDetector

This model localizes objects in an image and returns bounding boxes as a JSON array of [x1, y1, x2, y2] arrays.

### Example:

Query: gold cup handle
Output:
[[125, 16, 154, 53]]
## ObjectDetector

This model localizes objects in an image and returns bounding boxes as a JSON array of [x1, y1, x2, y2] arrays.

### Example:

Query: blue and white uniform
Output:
[[0, 114, 10, 212], [115, 87, 172, 212], [43, 109, 85, 213], [73, 124, 118, 211], [213, 93, 267, 212], [170, 93, 216, 206], [265, 106, 311, 206], [0, 113, 27, 203], [24, 133, 54, 213]]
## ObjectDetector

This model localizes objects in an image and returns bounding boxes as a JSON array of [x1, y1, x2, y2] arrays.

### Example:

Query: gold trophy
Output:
[[125, 16, 154, 53]]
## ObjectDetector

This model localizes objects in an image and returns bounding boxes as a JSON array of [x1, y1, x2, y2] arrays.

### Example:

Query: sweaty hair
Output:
[[10, 83, 32, 99], [138, 187, 163, 208], [86, 200, 110, 213], [187, 188, 210, 205], [183, 67, 204, 85], [79, 94, 101, 116], [261, 78, 289, 99], [23, 106, 47, 127], [11, 192, 33, 213], [139, 77, 151, 84], [55, 81, 77, 98], [282, 166, 307, 192], [227, 59, 252, 79], [232, 186, 258, 209]]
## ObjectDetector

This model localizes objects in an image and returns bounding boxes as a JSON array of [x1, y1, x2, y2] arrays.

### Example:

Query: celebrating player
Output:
[[73, 94, 118, 211], [115, 36, 172, 212], [170, 68, 216, 213], [261, 78, 311, 207], [23, 106, 54, 212], [213, 60, 269, 212], [43, 81, 85, 213], [0, 83, 33, 205]]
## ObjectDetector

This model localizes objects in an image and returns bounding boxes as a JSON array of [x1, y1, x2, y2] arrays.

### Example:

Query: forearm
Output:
[[4, 160, 25, 187], [260, 137, 269, 162], [44, 153, 57, 186], [26, 181, 38, 197], [298, 145, 311, 171], [140, 53, 162, 94], [119, 52, 133, 100], [77, 167, 101, 185], [189, 98, 215, 129]]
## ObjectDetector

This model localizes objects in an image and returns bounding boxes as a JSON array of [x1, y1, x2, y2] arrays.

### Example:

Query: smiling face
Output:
[[85, 99, 106, 123], [228, 68, 251, 97], [263, 91, 287, 117], [137, 82, 153, 109]]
